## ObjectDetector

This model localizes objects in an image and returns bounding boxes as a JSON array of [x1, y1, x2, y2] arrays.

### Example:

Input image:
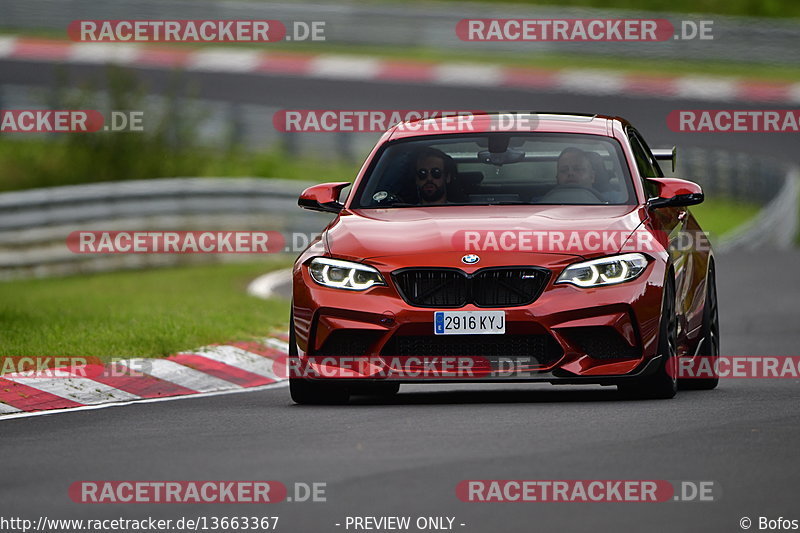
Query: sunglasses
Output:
[[416, 167, 444, 180]]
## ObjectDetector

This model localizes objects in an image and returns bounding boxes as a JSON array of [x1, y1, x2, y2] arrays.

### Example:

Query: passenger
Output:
[[556, 147, 596, 188]]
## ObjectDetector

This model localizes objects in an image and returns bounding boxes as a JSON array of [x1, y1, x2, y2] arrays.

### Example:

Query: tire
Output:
[[679, 262, 720, 390], [619, 275, 678, 400], [288, 308, 350, 405], [289, 377, 350, 405]]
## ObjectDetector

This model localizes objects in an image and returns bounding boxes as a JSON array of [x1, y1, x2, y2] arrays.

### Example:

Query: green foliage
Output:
[[0, 66, 360, 192]]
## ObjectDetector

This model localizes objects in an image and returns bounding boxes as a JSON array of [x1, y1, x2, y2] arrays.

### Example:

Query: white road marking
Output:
[[191, 345, 282, 381], [67, 43, 141, 64], [117, 358, 239, 393], [186, 49, 262, 72], [2, 374, 140, 404], [673, 77, 739, 100], [434, 64, 502, 86], [0, 381, 287, 421], [0, 36, 18, 58], [788, 83, 800, 105], [309, 55, 381, 79], [0, 403, 22, 414], [263, 337, 290, 354], [556, 70, 626, 95]]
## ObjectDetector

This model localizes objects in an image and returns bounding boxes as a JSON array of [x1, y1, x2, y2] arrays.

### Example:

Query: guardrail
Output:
[[1, 0, 799, 65], [718, 167, 800, 253], [0, 177, 334, 280], [669, 147, 788, 205]]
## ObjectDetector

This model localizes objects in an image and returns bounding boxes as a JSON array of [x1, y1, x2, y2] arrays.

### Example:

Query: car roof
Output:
[[386, 112, 626, 141]]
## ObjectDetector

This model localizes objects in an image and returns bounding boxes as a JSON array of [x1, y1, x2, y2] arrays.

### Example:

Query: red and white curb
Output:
[[0, 335, 291, 420], [1, 36, 799, 103]]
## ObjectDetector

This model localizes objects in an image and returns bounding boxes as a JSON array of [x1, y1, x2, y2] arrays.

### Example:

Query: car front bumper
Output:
[[291, 251, 668, 384]]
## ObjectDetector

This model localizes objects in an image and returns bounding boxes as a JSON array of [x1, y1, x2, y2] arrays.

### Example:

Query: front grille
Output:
[[392, 267, 549, 308], [381, 334, 563, 366], [392, 269, 468, 307], [472, 268, 548, 306], [315, 330, 381, 356], [562, 326, 640, 360]]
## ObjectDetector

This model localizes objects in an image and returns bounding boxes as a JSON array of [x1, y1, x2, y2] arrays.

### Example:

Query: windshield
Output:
[[352, 133, 635, 208]]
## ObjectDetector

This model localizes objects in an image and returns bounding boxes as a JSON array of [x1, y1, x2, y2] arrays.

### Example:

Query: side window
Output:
[[627, 128, 661, 198]]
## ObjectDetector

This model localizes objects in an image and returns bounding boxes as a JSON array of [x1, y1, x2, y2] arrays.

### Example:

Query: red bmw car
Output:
[[289, 113, 719, 404]]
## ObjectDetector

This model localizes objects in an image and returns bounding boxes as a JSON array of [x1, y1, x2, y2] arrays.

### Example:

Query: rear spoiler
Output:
[[651, 147, 677, 172]]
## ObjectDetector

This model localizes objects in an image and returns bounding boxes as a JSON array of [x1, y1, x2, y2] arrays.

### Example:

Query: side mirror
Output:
[[298, 182, 350, 213], [646, 178, 704, 209]]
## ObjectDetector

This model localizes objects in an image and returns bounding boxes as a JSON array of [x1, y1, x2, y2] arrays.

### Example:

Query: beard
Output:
[[419, 183, 445, 203]]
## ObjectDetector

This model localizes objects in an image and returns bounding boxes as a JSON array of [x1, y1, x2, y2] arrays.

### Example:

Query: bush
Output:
[[0, 67, 359, 192]]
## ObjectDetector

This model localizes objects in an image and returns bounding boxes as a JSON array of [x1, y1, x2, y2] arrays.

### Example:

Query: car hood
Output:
[[325, 204, 648, 260]]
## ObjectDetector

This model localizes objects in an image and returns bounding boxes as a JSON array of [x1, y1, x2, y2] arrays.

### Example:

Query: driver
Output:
[[413, 147, 456, 205], [556, 147, 596, 188]]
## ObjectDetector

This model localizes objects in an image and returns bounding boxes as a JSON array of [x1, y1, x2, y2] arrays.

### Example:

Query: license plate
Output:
[[434, 311, 506, 335]]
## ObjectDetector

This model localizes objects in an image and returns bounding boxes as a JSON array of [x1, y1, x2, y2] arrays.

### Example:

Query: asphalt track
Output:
[[2, 58, 800, 532]]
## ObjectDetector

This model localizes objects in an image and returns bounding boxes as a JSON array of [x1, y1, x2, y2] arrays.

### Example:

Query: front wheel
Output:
[[618, 276, 678, 400], [680, 262, 720, 390], [289, 377, 350, 405]]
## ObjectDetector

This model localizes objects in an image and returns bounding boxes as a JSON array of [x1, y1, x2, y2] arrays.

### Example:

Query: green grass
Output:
[[0, 260, 292, 360], [690, 198, 762, 240]]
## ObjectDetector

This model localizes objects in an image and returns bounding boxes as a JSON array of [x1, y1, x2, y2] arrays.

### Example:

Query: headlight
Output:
[[556, 253, 648, 288], [308, 257, 386, 291]]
